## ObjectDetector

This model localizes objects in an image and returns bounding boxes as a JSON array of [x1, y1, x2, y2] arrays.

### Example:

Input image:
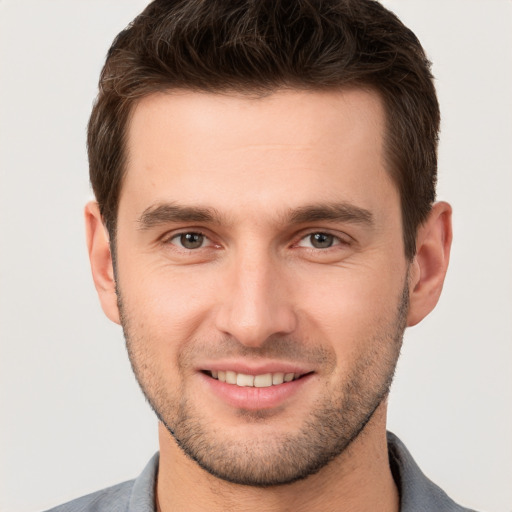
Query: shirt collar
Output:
[[127, 433, 472, 512]]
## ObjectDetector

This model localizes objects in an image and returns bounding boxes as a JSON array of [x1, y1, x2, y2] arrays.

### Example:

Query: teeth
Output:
[[237, 373, 254, 387], [254, 373, 272, 388], [226, 371, 237, 384], [210, 370, 300, 387], [272, 373, 284, 385]]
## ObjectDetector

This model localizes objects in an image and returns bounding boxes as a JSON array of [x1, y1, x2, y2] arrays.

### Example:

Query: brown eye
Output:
[[309, 233, 335, 248], [175, 232, 205, 249]]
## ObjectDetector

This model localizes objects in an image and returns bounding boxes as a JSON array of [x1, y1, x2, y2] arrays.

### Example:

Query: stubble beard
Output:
[[119, 281, 408, 487]]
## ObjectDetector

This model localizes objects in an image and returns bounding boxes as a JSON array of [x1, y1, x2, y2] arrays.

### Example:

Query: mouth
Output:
[[198, 363, 315, 410], [203, 370, 309, 388]]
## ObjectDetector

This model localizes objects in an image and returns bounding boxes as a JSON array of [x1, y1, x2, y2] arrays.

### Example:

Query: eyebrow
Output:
[[137, 203, 220, 230], [287, 203, 374, 226], [137, 201, 374, 230]]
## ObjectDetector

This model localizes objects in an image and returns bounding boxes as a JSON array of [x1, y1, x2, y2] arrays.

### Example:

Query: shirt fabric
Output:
[[43, 432, 478, 511]]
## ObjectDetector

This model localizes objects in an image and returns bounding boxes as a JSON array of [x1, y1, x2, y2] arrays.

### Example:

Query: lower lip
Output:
[[199, 372, 314, 411]]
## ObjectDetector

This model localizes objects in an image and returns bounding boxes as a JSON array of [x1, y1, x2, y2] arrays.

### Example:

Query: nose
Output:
[[214, 249, 297, 347]]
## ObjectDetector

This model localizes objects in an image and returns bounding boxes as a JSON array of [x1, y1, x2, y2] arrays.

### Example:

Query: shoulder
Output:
[[42, 479, 134, 512], [387, 432, 479, 512], [42, 453, 159, 512]]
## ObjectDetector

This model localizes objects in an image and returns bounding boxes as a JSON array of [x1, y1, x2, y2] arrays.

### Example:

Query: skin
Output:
[[86, 89, 452, 511]]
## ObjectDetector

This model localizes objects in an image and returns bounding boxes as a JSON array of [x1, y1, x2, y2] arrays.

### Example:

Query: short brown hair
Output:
[[88, 0, 439, 259]]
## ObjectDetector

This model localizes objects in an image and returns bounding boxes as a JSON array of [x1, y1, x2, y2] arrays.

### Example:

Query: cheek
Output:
[[118, 261, 221, 349], [294, 263, 404, 352]]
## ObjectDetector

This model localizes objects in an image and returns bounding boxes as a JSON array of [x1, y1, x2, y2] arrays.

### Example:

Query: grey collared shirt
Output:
[[43, 432, 478, 511]]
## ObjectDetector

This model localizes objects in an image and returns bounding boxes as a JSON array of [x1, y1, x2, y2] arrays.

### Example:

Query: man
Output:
[[46, 0, 476, 510]]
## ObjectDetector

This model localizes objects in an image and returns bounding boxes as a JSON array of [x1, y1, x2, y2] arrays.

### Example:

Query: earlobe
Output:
[[85, 201, 121, 325], [407, 201, 453, 327]]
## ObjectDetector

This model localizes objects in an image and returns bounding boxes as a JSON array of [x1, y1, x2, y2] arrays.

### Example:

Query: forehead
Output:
[[121, 88, 395, 221]]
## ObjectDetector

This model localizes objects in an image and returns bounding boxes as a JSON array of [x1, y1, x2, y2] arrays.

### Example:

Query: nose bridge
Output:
[[215, 242, 296, 346]]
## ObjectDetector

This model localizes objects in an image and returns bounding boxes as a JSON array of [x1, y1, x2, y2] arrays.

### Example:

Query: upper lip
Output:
[[198, 360, 314, 376]]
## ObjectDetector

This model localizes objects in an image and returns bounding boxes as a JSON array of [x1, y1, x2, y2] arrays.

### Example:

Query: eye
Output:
[[170, 232, 208, 250], [297, 232, 341, 249]]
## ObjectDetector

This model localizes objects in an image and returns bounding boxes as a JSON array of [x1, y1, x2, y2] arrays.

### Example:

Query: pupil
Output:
[[311, 233, 333, 248], [181, 233, 203, 249]]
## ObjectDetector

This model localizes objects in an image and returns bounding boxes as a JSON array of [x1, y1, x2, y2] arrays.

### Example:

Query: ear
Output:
[[407, 201, 452, 327], [85, 201, 121, 325]]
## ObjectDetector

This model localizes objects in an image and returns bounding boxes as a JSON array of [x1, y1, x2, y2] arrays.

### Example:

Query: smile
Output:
[[200, 368, 314, 410], [206, 370, 305, 388]]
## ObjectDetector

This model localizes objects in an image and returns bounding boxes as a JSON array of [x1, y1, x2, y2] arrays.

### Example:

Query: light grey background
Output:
[[1, 1, 511, 511]]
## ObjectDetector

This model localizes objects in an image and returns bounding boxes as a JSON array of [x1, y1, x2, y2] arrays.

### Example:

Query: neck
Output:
[[156, 402, 399, 512]]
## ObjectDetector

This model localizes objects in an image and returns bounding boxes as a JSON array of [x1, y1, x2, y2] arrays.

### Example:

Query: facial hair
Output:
[[119, 278, 408, 487]]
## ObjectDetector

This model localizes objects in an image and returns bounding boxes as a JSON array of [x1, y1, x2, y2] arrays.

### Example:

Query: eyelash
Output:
[[163, 230, 351, 251], [165, 231, 212, 250], [295, 231, 350, 250]]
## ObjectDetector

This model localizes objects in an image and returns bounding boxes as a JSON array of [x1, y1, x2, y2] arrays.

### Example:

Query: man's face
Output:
[[114, 89, 410, 486]]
